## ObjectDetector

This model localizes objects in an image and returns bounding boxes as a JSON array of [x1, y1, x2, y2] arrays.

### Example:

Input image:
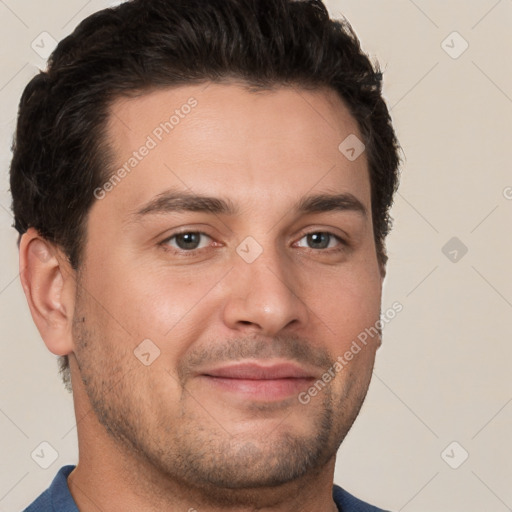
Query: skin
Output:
[[20, 82, 384, 512]]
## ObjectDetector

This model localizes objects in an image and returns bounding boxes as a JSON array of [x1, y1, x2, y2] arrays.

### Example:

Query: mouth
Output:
[[199, 361, 316, 401]]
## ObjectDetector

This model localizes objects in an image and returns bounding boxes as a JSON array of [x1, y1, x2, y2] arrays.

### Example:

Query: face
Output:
[[71, 82, 383, 493]]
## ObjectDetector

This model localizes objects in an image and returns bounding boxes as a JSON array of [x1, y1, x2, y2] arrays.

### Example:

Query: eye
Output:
[[296, 232, 343, 250], [163, 231, 212, 251]]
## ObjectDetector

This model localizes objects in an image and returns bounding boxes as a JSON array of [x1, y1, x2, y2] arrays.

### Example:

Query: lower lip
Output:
[[201, 376, 314, 401]]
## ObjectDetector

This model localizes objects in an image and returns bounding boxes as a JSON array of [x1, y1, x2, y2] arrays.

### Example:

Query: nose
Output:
[[221, 244, 309, 337]]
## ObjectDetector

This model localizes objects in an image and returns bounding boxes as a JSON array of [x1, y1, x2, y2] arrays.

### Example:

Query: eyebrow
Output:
[[132, 190, 239, 217], [130, 189, 367, 220], [297, 192, 367, 217]]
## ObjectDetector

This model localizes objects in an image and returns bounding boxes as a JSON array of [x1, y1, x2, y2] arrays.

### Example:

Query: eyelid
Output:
[[295, 225, 348, 244]]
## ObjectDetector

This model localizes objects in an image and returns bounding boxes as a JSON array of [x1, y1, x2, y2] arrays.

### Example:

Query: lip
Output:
[[204, 362, 315, 380], [199, 361, 316, 401]]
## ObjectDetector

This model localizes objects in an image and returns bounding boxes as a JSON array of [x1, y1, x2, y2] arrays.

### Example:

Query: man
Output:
[[10, 0, 400, 510]]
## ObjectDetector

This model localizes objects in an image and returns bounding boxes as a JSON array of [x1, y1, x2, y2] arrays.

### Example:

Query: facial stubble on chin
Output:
[[71, 292, 374, 505]]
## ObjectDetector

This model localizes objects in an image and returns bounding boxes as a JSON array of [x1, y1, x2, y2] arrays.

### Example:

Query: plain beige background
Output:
[[1, 1, 511, 511]]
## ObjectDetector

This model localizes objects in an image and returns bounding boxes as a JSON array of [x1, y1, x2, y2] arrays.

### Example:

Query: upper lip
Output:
[[202, 362, 316, 380]]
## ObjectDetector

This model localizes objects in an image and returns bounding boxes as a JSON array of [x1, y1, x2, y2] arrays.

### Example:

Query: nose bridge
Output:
[[222, 236, 309, 335]]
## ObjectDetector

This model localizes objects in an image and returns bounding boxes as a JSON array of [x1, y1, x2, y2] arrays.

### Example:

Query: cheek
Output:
[[305, 264, 382, 355], [84, 257, 226, 358]]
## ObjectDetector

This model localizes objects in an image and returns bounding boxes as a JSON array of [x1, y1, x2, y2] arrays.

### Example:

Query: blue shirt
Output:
[[23, 465, 390, 511]]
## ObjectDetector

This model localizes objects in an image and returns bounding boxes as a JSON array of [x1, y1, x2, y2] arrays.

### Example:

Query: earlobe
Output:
[[19, 228, 76, 357]]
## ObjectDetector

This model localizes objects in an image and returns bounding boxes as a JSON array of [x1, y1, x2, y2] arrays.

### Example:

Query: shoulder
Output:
[[333, 484, 392, 512], [23, 465, 78, 512]]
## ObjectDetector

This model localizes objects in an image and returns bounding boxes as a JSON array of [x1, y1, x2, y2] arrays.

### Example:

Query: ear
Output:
[[19, 228, 76, 356]]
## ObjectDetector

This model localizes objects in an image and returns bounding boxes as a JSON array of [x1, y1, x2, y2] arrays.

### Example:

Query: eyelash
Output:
[[159, 230, 347, 255]]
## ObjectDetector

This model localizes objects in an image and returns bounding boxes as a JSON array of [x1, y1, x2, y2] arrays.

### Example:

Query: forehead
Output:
[[99, 82, 370, 219]]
